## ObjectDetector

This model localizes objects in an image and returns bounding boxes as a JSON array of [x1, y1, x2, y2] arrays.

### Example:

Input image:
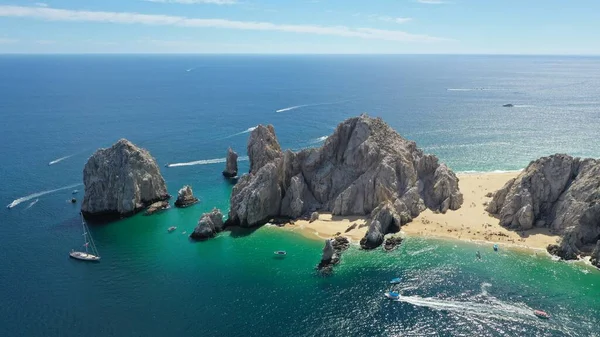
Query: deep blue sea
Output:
[[1, 55, 599, 337]]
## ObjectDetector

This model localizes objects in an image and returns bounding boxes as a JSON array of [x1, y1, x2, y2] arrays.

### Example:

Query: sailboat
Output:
[[69, 213, 101, 262]]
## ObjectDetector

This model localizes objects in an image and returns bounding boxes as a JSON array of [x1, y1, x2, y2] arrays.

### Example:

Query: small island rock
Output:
[[81, 139, 170, 220], [174, 185, 199, 208], [222, 147, 239, 178], [190, 208, 224, 240], [145, 201, 170, 215]]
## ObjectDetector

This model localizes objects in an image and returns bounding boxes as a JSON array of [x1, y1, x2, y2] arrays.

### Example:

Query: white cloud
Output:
[[379, 16, 412, 24], [144, 0, 237, 4], [0, 5, 450, 43], [417, 0, 447, 4], [0, 38, 18, 43], [35, 2, 49, 7]]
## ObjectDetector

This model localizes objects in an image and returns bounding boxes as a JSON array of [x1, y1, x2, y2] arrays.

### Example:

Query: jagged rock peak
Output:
[[227, 114, 463, 249], [222, 147, 239, 178], [487, 154, 600, 262], [81, 138, 169, 220], [174, 185, 199, 208]]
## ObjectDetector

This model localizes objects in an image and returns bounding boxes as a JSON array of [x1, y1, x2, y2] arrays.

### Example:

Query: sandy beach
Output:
[[282, 172, 561, 251]]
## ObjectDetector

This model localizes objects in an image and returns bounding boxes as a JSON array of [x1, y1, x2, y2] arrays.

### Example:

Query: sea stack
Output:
[[222, 147, 238, 178], [227, 114, 463, 249], [174, 185, 199, 208], [190, 208, 224, 240], [486, 154, 600, 263], [81, 139, 170, 220]]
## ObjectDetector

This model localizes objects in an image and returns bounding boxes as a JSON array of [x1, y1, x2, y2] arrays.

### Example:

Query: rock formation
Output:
[[383, 236, 403, 252], [222, 147, 239, 178], [81, 139, 170, 220], [190, 208, 224, 240], [145, 201, 170, 215], [591, 241, 600, 268], [309, 212, 319, 223], [487, 154, 600, 262], [227, 115, 463, 248], [316, 236, 350, 273], [174, 185, 199, 208]]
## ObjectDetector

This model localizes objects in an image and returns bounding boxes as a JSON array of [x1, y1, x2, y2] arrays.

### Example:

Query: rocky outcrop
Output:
[[145, 201, 170, 215], [222, 147, 239, 178], [174, 185, 199, 208], [227, 115, 463, 248], [487, 154, 600, 261], [190, 208, 224, 240], [316, 236, 350, 274], [309, 212, 319, 223], [591, 241, 600, 268], [81, 139, 170, 220], [383, 236, 404, 252]]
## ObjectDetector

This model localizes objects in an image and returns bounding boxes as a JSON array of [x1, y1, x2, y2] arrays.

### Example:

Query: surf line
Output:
[[6, 183, 82, 209], [275, 99, 352, 113], [166, 156, 249, 168]]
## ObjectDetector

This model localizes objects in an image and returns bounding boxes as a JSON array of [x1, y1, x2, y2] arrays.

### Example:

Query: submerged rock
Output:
[[222, 147, 239, 178], [488, 154, 600, 261], [81, 139, 170, 220], [174, 185, 199, 208], [190, 208, 224, 240], [227, 115, 463, 248], [145, 201, 170, 215]]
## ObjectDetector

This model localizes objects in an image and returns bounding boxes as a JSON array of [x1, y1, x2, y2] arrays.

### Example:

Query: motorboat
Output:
[[274, 250, 287, 256], [534, 310, 550, 319], [493, 244, 499, 251], [502, 103, 514, 107], [168, 226, 177, 233], [384, 291, 400, 300]]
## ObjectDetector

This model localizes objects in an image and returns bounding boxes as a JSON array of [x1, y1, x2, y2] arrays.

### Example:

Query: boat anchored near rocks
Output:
[[69, 214, 101, 262]]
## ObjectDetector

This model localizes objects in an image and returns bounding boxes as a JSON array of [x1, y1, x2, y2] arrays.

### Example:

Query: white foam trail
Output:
[[167, 156, 249, 168], [48, 154, 75, 165], [457, 169, 523, 175], [309, 136, 328, 144], [275, 100, 349, 113], [219, 126, 257, 140], [25, 199, 39, 209], [186, 67, 195, 72], [6, 183, 82, 209], [513, 105, 535, 108], [408, 245, 437, 256]]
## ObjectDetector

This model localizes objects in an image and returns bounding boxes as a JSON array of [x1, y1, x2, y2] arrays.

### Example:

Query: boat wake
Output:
[[309, 136, 328, 144], [48, 154, 75, 165], [167, 156, 249, 168], [6, 183, 82, 209], [25, 199, 39, 209], [219, 126, 257, 140], [275, 100, 350, 113], [408, 245, 437, 256]]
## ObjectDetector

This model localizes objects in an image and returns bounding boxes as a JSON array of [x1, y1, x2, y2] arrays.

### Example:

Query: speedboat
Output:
[[533, 310, 550, 319], [274, 250, 287, 256], [502, 103, 514, 107], [384, 291, 400, 300], [72, 190, 79, 194], [168, 226, 177, 233]]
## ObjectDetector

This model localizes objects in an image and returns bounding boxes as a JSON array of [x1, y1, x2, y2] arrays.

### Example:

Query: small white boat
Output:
[[168, 226, 177, 233], [274, 250, 287, 256], [534, 310, 550, 319], [69, 214, 101, 262]]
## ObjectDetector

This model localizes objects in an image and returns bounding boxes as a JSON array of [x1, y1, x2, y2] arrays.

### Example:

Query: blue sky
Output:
[[0, 0, 599, 54]]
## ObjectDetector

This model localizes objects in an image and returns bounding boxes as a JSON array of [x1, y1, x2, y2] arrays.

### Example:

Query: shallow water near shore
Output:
[[2, 55, 600, 336]]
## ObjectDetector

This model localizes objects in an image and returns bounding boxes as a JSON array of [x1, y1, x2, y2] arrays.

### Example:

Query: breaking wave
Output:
[[6, 183, 82, 209], [167, 156, 249, 168], [48, 154, 75, 165], [275, 100, 350, 113]]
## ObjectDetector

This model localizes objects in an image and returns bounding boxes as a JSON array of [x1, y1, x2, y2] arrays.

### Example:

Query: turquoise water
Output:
[[1, 55, 600, 336]]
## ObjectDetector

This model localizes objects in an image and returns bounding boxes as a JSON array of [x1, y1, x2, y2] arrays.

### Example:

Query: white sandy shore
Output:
[[280, 172, 561, 252]]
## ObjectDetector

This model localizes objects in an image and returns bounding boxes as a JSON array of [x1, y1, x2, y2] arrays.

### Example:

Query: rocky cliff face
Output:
[[82, 139, 169, 220], [222, 147, 239, 178], [227, 115, 463, 248], [487, 154, 600, 261]]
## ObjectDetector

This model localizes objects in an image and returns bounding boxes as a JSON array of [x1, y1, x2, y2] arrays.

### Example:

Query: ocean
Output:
[[1, 55, 599, 337]]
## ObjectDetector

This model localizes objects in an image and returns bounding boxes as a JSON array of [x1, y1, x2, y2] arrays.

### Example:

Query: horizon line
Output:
[[1, 52, 599, 57]]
